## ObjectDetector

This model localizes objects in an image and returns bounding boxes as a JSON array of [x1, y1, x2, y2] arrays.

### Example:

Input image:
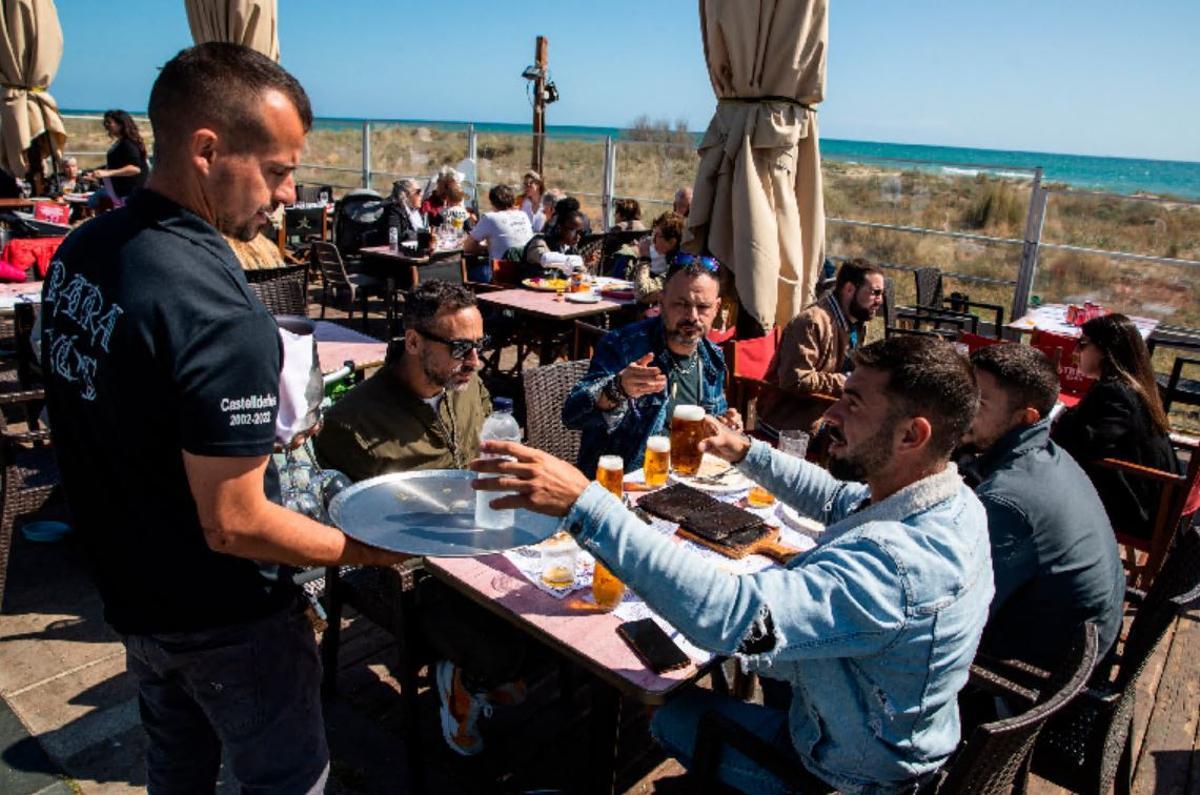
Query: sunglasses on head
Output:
[[416, 328, 490, 359], [667, 252, 721, 276]]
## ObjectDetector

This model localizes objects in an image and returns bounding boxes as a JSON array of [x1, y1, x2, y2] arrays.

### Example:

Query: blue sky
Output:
[[51, 0, 1199, 162]]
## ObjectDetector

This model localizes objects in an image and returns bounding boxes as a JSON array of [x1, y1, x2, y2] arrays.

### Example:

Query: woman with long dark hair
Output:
[[91, 110, 149, 201], [1052, 313, 1181, 537]]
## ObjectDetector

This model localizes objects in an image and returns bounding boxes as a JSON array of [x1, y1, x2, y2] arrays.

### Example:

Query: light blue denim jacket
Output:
[[565, 440, 994, 794]]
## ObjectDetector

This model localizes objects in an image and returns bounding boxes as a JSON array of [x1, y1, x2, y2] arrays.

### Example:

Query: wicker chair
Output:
[[0, 388, 57, 610], [933, 623, 1099, 794], [688, 625, 1098, 795], [523, 359, 590, 465], [1028, 521, 1200, 794], [244, 263, 309, 316]]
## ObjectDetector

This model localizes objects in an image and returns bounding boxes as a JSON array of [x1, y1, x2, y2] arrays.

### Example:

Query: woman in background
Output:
[[1052, 313, 1181, 539], [386, 178, 428, 241], [610, 198, 645, 232], [629, 211, 684, 305], [520, 169, 544, 225], [90, 110, 149, 202]]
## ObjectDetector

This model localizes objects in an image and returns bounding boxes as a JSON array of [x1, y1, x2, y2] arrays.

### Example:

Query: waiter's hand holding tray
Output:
[[637, 483, 802, 564]]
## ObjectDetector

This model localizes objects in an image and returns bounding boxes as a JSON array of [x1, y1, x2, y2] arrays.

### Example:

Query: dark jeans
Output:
[[123, 601, 329, 794], [416, 576, 526, 692]]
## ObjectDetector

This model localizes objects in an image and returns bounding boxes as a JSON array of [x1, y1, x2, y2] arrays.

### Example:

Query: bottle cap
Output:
[[493, 397, 514, 412]]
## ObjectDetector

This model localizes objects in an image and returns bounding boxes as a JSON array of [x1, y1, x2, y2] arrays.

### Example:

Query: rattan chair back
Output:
[[523, 359, 590, 465]]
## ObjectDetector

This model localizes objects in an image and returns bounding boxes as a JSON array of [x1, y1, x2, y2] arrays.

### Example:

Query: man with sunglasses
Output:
[[759, 259, 885, 437], [315, 280, 491, 481], [314, 280, 530, 757], [564, 254, 737, 476]]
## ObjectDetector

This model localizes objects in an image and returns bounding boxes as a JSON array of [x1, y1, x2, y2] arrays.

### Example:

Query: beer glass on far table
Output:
[[593, 455, 627, 610], [643, 435, 670, 487], [670, 404, 706, 476]]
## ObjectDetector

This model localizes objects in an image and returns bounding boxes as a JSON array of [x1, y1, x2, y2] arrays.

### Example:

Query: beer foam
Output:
[[672, 404, 705, 422], [598, 455, 624, 471], [646, 435, 670, 453]]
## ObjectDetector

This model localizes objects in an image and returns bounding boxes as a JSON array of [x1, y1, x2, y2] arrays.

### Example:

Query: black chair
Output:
[[1025, 522, 1200, 794], [244, 263, 309, 316], [282, 205, 329, 259], [1159, 354, 1200, 414], [310, 241, 386, 329], [901, 267, 1004, 338], [932, 623, 1098, 794]]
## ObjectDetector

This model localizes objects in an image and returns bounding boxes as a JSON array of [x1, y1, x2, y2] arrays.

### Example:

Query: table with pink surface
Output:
[[1007, 303, 1159, 340], [424, 548, 713, 794], [0, 281, 43, 321], [312, 320, 387, 375]]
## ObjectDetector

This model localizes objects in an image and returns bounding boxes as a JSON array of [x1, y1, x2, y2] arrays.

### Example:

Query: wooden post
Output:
[[532, 36, 548, 174]]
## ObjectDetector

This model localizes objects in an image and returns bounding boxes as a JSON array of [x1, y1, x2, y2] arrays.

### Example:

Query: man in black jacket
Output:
[[960, 344, 1125, 666]]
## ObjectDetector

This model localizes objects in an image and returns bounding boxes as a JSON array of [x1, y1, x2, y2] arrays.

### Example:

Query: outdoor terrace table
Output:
[[313, 319, 387, 375], [0, 281, 42, 316], [424, 468, 821, 794], [476, 287, 638, 369], [359, 244, 465, 335], [1007, 303, 1159, 340]]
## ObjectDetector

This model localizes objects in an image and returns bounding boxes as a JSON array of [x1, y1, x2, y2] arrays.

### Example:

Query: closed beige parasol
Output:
[[0, 0, 67, 179], [687, 0, 827, 331], [185, 0, 280, 61]]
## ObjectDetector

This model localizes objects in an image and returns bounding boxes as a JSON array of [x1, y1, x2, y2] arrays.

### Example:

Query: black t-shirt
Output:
[[42, 189, 295, 634], [106, 139, 148, 198]]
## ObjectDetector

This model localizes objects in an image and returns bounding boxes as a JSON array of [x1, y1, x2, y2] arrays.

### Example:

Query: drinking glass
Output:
[[593, 456, 626, 609], [779, 429, 811, 460], [539, 531, 579, 588], [669, 404, 706, 476], [642, 436, 670, 487]]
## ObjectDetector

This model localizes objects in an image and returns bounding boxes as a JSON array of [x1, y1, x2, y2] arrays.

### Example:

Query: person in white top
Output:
[[465, 184, 534, 261], [519, 169, 544, 222]]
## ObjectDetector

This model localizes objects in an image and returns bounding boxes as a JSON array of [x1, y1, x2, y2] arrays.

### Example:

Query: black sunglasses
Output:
[[416, 329, 490, 359]]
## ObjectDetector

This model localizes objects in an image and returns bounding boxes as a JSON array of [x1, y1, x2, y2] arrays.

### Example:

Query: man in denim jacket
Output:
[[475, 336, 994, 793], [563, 257, 736, 476]]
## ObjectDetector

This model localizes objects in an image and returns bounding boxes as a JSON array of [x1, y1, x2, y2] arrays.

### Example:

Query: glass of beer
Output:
[[593, 561, 624, 610], [593, 455, 627, 609], [540, 531, 579, 589], [597, 455, 625, 498], [643, 436, 670, 487], [670, 404, 706, 476]]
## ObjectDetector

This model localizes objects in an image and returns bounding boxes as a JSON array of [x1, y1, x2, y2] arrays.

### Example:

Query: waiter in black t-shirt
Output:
[[42, 44, 409, 794]]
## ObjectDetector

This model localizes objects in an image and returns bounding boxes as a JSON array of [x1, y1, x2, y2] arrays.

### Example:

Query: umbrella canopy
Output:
[[0, 0, 66, 178], [185, 0, 280, 61], [687, 0, 827, 331]]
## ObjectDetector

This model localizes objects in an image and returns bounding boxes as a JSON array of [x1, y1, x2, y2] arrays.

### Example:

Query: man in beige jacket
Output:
[[758, 259, 885, 435]]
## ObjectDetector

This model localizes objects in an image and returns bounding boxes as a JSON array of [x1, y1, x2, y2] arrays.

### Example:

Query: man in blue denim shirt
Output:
[[563, 257, 736, 476], [475, 336, 994, 793], [960, 344, 1124, 667]]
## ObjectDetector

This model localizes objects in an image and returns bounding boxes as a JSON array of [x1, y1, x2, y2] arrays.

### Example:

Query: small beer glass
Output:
[[643, 435, 670, 487], [670, 404, 706, 476], [593, 455, 627, 609]]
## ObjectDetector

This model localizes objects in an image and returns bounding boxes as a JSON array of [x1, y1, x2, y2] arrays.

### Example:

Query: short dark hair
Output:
[[489, 184, 516, 210], [403, 280, 477, 333], [148, 43, 313, 161], [852, 335, 979, 460], [970, 343, 1059, 418], [835, 258, 884, 291]]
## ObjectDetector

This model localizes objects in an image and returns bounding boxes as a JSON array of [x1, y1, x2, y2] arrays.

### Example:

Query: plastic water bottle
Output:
[[474, 397, 522, 529], [388, 225, 399, 252]]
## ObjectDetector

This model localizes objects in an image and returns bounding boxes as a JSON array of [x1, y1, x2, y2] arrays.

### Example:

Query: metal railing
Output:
[[59, 113, 1199, 332]]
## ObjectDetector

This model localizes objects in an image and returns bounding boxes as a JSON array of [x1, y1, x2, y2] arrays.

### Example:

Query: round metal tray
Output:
[[327, 469, 561, 556]]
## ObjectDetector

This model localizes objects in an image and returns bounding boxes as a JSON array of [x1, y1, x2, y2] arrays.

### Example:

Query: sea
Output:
[[311, 116, 1200, 201]]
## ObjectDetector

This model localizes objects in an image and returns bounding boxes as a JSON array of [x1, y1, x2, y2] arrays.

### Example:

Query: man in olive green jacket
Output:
[[758, 260, 884, 435]]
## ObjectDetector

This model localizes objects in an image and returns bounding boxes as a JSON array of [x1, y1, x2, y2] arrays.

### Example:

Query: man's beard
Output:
[[827, 422, 895, 482], [421, 349, 473, 392], [848, 300, 876, 323], [217, 210, 269, 242], [666, 320, 704, 349]]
